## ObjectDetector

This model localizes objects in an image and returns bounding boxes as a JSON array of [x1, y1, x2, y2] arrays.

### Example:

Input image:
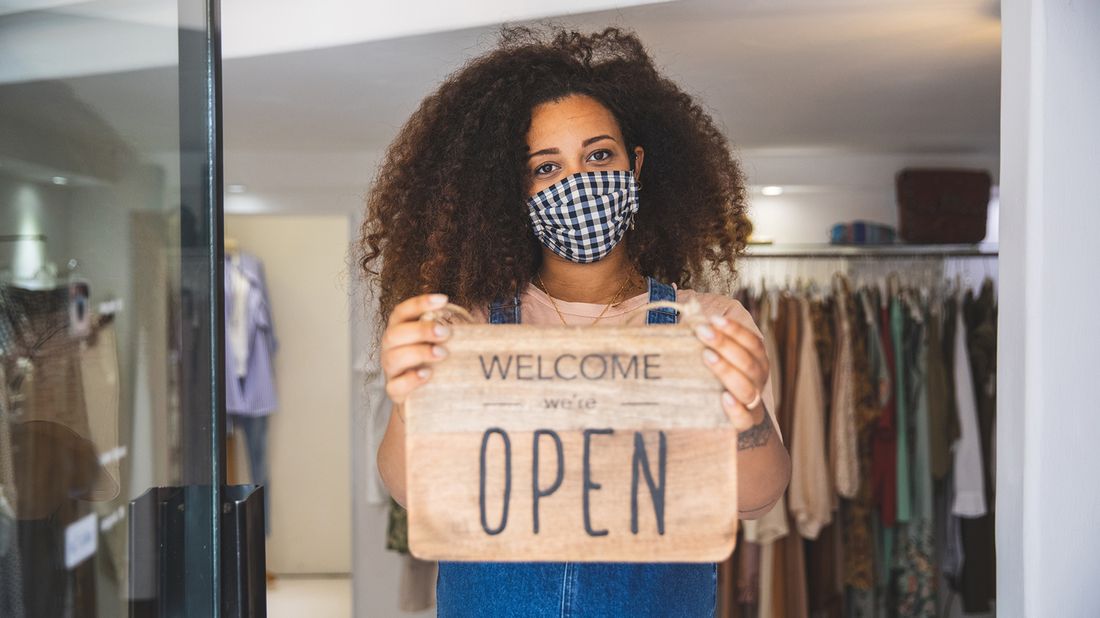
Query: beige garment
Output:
[[740, 518, 758, 543], [80, 318, 128, 586], [830, 277, 860, 499], [767, 293, 807, 618], [746, 290, 789, 618], [758, 541, 775, 617], [951, 294, 986, 517], [758, 290, 784, 445], [748, 493, 789, 545], [743, 290, 788, 544], [788, 295, 832, 540], [749, 491, 788, 618], [80, 318, 121, 493], [399, 554, 438, 612], [468, 281, 780, 446]]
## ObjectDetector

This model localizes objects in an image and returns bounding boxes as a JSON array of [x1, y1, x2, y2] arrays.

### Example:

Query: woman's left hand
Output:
[[694, 314, 770, 431]]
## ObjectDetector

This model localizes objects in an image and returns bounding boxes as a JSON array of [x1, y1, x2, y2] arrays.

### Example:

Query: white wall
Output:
[[224, 214, 353, 575], [344, 209, 438, 618], [225, 186, 424, 616], [999, 0, 1100, 616], [741, 150, 999, 244]]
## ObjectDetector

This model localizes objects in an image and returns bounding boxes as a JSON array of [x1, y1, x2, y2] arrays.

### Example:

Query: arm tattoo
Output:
[[737, 414, 773, 450]]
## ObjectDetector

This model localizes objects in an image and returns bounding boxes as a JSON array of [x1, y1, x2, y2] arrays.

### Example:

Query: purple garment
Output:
[[224, 251, 279, 415]]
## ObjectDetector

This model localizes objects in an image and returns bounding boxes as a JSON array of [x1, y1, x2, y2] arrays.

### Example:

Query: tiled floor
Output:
[[266, 576, 351, 618]]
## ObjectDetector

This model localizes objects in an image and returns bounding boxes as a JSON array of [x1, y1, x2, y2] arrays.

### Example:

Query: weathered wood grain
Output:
[[404, 323, 738, 562]]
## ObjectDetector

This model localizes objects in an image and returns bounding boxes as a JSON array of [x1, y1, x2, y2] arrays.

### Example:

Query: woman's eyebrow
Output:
[[526, 135, 618, 160], [526, 147, 559, 160], [582, 134, 616, 147]]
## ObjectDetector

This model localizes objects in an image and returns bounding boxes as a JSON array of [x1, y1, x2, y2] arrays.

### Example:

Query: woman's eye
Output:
[[588, 149, 612, 162], [534, 162, 557, 176]]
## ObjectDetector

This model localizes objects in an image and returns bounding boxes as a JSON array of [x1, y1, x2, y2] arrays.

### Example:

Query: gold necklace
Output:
[[536, 272, 631, 326]]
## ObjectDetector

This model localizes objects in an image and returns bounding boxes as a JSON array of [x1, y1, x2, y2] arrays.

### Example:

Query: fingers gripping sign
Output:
[[381, 293, 454, 406], [693, 313, 772, 441]]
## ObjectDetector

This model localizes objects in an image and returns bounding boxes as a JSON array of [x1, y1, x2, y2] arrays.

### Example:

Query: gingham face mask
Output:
[[525, 169, 639, 263]]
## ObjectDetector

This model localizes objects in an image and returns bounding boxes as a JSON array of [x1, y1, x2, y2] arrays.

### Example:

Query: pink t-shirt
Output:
[[463, 282, 779, 437]]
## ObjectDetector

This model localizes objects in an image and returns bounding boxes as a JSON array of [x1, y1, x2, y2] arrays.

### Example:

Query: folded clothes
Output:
[[829, 221, 898, 245]]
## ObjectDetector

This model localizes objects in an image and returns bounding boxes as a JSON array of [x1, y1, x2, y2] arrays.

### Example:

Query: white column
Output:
[[999, 1, 1100, 616]]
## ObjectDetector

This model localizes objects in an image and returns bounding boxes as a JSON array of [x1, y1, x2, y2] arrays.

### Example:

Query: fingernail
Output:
[[429, 294, 448, 307], [417, 367, 432, 379], [434, 323, 451, 338], [432, 345, 448, 359], [695, 324, 716, 341], [703, 349, 720, 365], [722, 391, 736, 407], [710, 314, 728, 327]]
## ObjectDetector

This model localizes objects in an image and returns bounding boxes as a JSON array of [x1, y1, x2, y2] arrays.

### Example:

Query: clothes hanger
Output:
[[887, 270, 899, 299], [916, 258, 933, 311], [903, 281, 924, 323]]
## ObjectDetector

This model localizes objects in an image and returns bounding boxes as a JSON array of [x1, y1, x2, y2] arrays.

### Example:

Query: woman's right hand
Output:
[[381, 293, 453, 405]]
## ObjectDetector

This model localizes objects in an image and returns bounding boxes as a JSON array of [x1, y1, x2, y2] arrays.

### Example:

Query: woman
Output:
[[360, 26, 791, 617]]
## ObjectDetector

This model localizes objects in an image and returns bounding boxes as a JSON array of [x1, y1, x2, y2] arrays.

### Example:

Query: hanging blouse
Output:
[[830, 274, 859, 499], [789, 294, 832, 540], [951, 288, 987, 518]]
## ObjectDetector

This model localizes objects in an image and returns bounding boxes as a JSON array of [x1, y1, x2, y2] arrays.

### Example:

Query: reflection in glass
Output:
[[0, 1, 220, 615]]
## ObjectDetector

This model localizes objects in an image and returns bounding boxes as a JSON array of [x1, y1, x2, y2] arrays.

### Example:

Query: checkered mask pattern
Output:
[[525, 169, 639, 263]]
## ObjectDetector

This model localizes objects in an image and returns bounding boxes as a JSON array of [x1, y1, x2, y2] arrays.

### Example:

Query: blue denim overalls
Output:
[[435, 276, 718, 617]]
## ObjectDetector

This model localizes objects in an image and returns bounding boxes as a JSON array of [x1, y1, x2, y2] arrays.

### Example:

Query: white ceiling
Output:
[[220, 0, 1001, 194], [1, 0, 1002, 203], [0, 0, 667, 83]]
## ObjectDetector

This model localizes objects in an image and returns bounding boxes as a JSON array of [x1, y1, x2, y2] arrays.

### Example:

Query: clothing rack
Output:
[[741, 242, 998, 259], [720, 265, 1000, 617], [0, 235, 46, 244], [732, 243, 998, 300]]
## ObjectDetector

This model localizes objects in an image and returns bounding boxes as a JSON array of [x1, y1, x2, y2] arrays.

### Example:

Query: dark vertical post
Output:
[[177, 0, 223, 614]]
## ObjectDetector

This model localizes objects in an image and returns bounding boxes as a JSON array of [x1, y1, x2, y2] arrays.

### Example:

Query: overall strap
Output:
[[490, 279, 674, 325], [488, 295, 521, 324], [646, 276, 679, 324]]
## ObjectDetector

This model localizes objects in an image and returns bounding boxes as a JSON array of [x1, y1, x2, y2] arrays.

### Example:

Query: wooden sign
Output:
[[404, 321, 738, 562]]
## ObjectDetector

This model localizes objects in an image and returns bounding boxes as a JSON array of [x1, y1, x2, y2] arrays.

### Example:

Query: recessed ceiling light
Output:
[[761, 186, 783, 196], [51, 176, 69, 186], [227, 184, 247, 194]]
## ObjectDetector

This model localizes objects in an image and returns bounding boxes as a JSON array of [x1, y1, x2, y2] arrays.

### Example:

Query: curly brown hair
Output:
[[357, 25, 751, 330]]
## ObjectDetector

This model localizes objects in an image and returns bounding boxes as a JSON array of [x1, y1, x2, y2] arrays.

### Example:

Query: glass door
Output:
[[0, 0, 235, 615]]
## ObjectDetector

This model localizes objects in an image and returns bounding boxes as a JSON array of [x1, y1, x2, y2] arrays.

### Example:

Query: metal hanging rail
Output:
[[741, 242, 999, 259], [0, 234, 46, 243]]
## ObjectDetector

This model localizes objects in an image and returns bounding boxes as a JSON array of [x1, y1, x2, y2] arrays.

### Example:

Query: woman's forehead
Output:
[[527, 94, 623, 150]]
